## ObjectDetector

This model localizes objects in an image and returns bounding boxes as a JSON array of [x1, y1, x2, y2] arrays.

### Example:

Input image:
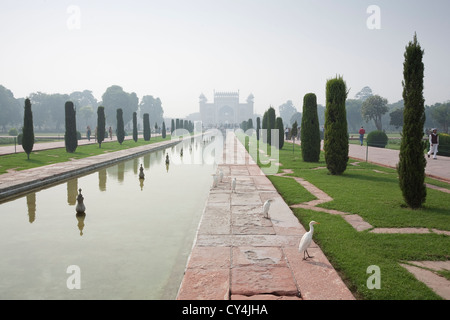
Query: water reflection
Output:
[[0, 138, 216, 299]]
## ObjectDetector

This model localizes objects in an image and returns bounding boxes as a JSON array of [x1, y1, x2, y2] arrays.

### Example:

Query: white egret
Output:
[[262, 199, 272, 219], [219, 169, 224, 182], [231, 177, 236, 193], [298, 221, 320, 260]]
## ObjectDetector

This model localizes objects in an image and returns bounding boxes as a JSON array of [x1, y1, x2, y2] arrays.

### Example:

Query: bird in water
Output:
[[298, 221, 320, 260], [262, 199, 272, 219], [231, 177, 236, 193]]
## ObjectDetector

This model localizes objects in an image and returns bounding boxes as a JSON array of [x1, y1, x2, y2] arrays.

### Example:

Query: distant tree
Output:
[[132, 112, 138, 142], [0, 85, 21, 131], [430, 102, 450, 133], [267, 106, 276, 146], [262, 111, 268, 143], [355, 86, 373, 101], [279, 100, 297, 127], [139, 95, 164, 127], [64, 101, 78, 153], [361, 95, 389, 131], [162, 121, 167, 138], [171, 119, 175, 134], [291, 120, 298, 153], [247, 118, 253, 130], [389, 108, 404, 130], [101, 85, 138, 127], [116, 108, 125, 144], [143, 113, 150, 141], [301, 93, 321, 162], [398, 33, 427, 209], [289, 112, 302, 127], [324, 76, 349, 175], [256, 117, 261, 141], [275, 117, 284, 149], [345, 99, 364, 133], [22, 98, 34, 159], [97, 106, 106, 148]]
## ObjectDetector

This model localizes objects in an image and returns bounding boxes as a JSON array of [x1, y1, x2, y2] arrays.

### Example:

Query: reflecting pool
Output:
[[0, 139, 216, 299]]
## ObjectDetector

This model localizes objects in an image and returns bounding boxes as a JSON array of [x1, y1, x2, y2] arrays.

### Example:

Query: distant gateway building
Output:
[[199, 91, 254, 126]]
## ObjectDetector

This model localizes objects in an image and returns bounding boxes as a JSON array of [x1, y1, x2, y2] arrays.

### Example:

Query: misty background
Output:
[[0, 0, 449, 133]]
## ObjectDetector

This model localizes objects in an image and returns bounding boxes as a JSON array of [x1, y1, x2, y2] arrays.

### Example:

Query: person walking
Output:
[[427, 128, 439, 159], [359, 126, 366, 146], [87, 126, 91, 141], [109, 126, 113, 140]]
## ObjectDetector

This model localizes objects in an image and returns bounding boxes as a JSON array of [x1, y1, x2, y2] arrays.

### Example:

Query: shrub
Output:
[[324, 76, 349, 175], [301, 93, 321, 162], [367, 130, 388, 148], [22, 98, 34, 159], [397, 33, 427, 209], [143, 113, 150, 141], [276, 117, 284, 149], [133, 112, 138, 142], [116, 108, 125, 145], [97, 106, 106, 148], [8, 128, 18, 136], [64, 101, 78, 153]]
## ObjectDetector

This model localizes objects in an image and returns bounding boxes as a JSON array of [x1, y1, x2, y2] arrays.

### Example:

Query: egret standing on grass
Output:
[[298, 221, 320, 260], [231, 177, 236, 193], [262, 199, 272, 219]]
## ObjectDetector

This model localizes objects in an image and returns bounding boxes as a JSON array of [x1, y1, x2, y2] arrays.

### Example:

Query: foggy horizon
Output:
[[1, 0, 449, 118]]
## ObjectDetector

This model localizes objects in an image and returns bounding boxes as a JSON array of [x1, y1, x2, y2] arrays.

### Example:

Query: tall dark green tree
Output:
[[275, 117, 284, 149], [143, 113, 150, 141], [22, 98, 34, 159], [162, 121, 167, 138], [64, 101, 78, 153], [324, 76, 349, 175], [116, 108, 125, 145], [397, 33, 427, 209], [301, 93, 321, 162], [132, 112, 138, 142], [97, 106, 106, 148], [262, 111, 268, 144], [171, 119, 175, 134], [256, 117, 261, 141], [267, 106, 276, 146], [291, 120, 298, 154]]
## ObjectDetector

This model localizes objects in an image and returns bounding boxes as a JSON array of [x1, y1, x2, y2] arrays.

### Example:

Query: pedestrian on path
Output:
[[109, 127, 113, 140], [359, 126, 366, 146], [87, 126, 91, 141], [427, 128, 439, 159]]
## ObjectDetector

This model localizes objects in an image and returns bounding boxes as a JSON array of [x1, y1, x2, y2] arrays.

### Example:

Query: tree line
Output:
[[0, 85, 165, 133]]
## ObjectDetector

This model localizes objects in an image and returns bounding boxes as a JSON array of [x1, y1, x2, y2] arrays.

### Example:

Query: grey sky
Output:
[[0, 0, 449, 118]]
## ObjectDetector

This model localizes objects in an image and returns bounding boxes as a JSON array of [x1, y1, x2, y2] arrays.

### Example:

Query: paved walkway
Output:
[[177, 133, 354, 300], [0, 137, 178, 201]]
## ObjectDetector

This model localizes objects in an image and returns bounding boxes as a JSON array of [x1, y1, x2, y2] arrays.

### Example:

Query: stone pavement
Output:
[[176, 133, 354, 300], [0, 137, 178, 201]]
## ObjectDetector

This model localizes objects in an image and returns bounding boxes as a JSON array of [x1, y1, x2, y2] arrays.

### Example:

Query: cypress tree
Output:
[[256, 117, 261, 141], [22, 98, 34, 160], [97, 106, 106, 148], [291, 121, 298, 153], [171, 119, 175, 134], [132, 112, 138, 142], [275, 117, 284, 149], [262, 111, 268, 144], [162, 121, 167, 138], [324, 76, 349, 175], [267, 106, 276, 146], [64, 101, 78, 153], [116, 108, 125, 145], [301, 93, 321, 162], [397, 33, 426, 208], [143, 113, 150, 141]]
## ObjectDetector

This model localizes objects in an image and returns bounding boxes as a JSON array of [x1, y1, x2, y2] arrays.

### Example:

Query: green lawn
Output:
[[239, 133, 450, 300], [0, 136, 171, 175]]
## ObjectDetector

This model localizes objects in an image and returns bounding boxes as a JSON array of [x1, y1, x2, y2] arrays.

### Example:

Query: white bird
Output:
[[219, 169, 224, 182], [262, 199, 272, 219], [231, 177, 236, 193], [298, 221, 320, 260]]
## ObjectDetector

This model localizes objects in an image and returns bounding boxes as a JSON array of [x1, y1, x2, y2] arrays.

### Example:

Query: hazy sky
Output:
[[1, 0, 449, 118]]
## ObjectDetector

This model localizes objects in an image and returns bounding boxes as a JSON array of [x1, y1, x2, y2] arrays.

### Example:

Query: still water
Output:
[[0, 139, 216, 299]]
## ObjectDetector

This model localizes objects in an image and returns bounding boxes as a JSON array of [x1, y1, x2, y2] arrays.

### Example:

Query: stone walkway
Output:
[[177, 133, 355, 300]]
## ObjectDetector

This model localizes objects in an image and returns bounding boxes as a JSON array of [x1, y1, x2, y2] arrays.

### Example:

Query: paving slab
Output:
[[177, 133, 354, 300]]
